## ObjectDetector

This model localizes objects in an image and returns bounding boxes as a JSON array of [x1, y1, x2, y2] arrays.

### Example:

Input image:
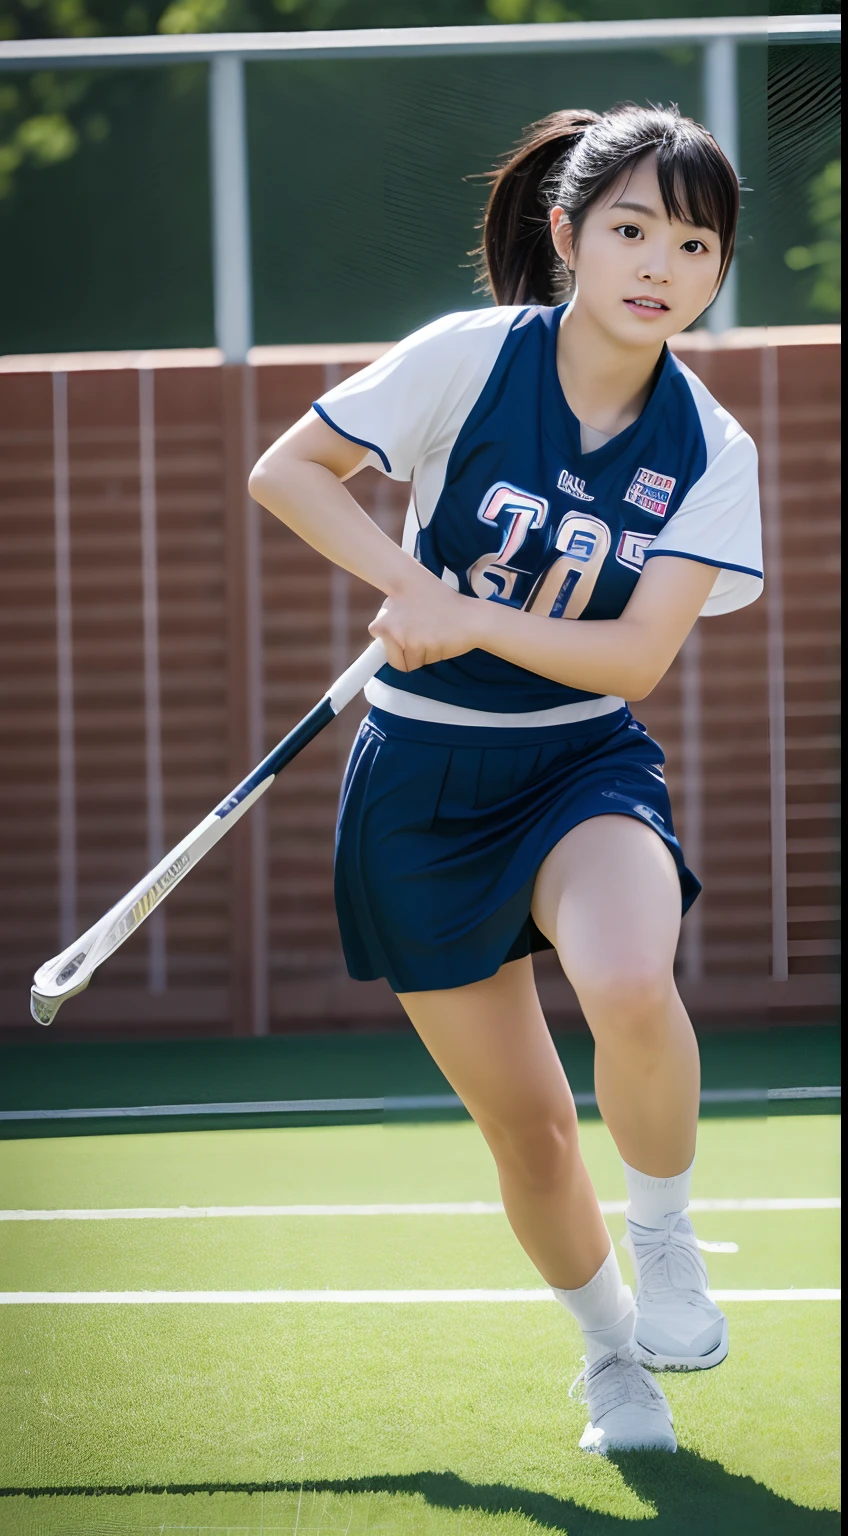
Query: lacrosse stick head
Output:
[[31, 946, 95, 1024]]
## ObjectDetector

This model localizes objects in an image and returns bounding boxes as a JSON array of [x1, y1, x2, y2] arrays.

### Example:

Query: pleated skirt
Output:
[[334, 705, 699, 994]]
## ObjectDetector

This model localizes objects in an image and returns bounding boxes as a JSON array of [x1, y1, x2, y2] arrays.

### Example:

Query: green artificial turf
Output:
[[0, 1207, 840, 1295], [0, 1111, 841, 1211], [0, 1306, 840, 1533], [0, 1116, 841, 1534]]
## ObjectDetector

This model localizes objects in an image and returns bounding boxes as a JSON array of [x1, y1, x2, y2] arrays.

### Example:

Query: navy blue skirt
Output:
[[334, 705, 700, 994]]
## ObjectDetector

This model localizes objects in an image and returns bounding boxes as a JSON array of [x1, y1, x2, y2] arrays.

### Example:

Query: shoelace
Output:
[[629, 1216, 712, 1303], [568, 1350, 666, 1411], [568, 1356, 590, 1403]]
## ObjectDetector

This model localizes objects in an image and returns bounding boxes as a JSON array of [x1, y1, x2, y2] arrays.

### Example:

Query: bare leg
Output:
[[532, 815, 700, 1177], [398, 956, 610, 1290]]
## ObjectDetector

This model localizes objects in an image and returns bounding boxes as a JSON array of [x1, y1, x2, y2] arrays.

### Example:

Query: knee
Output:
[[574, 961, 676, 1049], [483, 1110, 578, 1194]]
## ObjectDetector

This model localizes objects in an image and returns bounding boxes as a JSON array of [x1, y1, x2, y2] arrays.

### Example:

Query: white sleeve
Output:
[[643, 429, 764, 615], [311, 309, 514, 482]]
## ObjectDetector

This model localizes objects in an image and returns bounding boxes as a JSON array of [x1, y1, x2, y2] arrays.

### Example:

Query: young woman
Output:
[[249, 104, 763, 1455]]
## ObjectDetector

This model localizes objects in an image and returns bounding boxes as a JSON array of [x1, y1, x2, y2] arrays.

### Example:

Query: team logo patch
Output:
[[557, 469, 594, 501], [616, 530, 655, 572], [624, 466, 676, 518]]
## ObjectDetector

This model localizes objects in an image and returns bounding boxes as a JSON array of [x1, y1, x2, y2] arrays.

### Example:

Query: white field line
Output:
[[0, 1288, 839, 1305], [0, 1197, 839, 1222], [0, 1084, 839, 1121]]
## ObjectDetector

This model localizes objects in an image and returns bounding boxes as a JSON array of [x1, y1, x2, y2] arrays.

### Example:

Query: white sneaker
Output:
[[570, 1345, 677, 1454], [627, 1212, 729, 1371]]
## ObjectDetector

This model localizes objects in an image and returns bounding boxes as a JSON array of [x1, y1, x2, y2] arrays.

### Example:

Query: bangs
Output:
[[480, 100, 741, 306], [575, 106, 740, 283], [655, 127, 739, 277]]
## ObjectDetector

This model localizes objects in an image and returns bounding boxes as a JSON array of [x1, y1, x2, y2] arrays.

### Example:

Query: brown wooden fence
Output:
[[0, 327, 840, 1040]]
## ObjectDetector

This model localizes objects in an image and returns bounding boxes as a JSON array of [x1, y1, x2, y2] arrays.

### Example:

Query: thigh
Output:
[[531, 814, 683, 993], [398, 956, 575, 1132]]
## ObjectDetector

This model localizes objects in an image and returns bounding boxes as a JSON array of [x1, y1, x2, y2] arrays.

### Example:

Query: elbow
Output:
[[624, 660, 669, 702], [623, 673, 655, 703], [248, 450, 306, 518], [248, 457, 292, 519], [607, 628, 673, 702], [247, 461, 270, 507]]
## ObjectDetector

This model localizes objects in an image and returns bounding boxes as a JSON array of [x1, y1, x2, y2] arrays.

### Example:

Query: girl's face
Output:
[[552, 153, 724, 344]]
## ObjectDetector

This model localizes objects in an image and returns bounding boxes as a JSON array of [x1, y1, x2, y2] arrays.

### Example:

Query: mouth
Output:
[[624, 297, 670, 315]]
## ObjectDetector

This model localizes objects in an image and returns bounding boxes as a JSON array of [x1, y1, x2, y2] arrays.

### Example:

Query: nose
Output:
[[638, 240, 672, 284]]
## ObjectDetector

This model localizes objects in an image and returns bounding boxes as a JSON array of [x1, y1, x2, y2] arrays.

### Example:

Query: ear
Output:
[[550, 205, 575, 270]]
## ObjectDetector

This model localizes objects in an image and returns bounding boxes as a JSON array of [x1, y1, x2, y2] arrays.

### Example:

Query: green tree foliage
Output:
[[0, 0, 838, 199], [784, 159, 841, 315], [0, 0, 582, 194]]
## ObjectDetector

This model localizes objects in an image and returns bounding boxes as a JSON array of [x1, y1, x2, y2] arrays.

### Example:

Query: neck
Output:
[[556, 301, 666, 437]]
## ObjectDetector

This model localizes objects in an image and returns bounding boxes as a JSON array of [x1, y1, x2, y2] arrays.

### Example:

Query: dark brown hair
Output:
[[477, 103, 740, 307]]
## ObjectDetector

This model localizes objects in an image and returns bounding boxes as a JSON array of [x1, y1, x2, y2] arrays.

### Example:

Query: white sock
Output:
[[623, 1157, 694, 1228], [552, 1246, 635, 1365]]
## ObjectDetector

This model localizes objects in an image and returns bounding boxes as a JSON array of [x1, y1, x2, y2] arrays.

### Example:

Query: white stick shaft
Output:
[[32, 636, 387, 1018], [328, 637, 386, 713]]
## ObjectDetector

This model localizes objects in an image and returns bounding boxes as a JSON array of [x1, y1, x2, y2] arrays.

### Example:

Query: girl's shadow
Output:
[[264, 1452, 839, 1535], [8, 1453, 839, 1532]]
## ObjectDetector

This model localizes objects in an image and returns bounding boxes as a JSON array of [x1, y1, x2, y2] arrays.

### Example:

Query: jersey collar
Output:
[[543, 301, 678, 466]]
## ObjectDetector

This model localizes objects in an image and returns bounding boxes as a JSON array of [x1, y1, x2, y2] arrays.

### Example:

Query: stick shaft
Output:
[[32, 637, 387, 1017], [214, 638, 386, 817]]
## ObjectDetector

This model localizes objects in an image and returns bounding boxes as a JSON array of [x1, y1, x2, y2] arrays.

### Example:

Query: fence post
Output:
[[760, 344, 789, 982], [52, 371, 77, 953], [244, 365, 269, 1035], [222, 364, 268, 1034], [703, 34, 739, 333], [138, 369, 167, 995], [209, 53, 253, 363]]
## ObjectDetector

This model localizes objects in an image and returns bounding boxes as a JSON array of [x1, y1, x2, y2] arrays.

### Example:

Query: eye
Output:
[[615, 224, 643, 240], [682, 239, 709, 254]]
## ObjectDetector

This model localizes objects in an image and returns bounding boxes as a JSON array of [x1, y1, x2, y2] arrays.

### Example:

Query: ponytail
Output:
[[476, 102, 740, 308], [477, 110, 600, 306]]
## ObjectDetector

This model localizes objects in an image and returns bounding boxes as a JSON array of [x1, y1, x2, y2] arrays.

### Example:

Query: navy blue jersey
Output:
[[314, 305, 762, 726]]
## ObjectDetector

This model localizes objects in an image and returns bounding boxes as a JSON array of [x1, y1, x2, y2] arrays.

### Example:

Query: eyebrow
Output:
[[612, 198, 704, 230], [612, 200, 658, 217]]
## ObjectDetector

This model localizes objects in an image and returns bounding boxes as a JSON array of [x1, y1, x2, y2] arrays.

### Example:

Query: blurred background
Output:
[[0, 0, 841, 346], [0, 1, 841, 1051], [0, 19, 840, 1527]]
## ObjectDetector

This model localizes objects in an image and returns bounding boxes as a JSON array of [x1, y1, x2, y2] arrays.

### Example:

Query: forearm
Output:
[[249, 457, 417, 596], [473, 602, 660, 700], [251, 435, 714, 697]]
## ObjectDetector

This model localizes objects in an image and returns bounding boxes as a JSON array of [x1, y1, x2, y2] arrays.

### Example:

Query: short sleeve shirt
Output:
[[313, 304, 763, 723]]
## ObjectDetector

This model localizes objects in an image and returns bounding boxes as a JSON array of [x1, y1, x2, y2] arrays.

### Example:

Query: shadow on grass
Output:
[[2, 1453, 839, 1533]]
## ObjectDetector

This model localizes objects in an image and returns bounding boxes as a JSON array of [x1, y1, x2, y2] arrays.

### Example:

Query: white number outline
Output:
[[463, 486, 615, 620], [616, 529, 656, 572], [466, 482, 549, 601], [525, 513, 612, 618]]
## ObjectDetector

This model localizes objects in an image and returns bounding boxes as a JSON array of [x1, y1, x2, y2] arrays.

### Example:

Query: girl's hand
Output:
[[368, 566, 483, 672]]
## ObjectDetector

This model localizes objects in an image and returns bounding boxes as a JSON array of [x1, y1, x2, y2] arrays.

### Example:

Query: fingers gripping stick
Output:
[[30, 639, 387, 1025]]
